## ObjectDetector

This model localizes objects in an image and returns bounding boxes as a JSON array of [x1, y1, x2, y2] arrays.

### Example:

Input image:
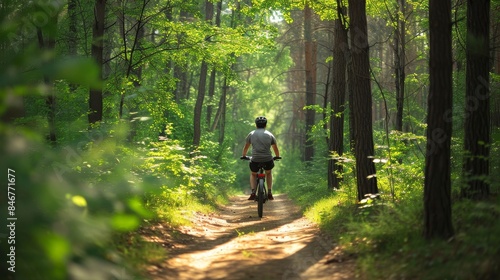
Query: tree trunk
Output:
[[36, 9, 58, 144], [68, 0, 78, 56], [493, 15, 500, 127], [343, 4, 355, 152], [347, 0, 379, 201], [194, 61, 208, 147], [328, 15, 348, 190], [173, 62, 189, 101], [89, 0, 106, 125], [206, 1, 222, 127], [132, 24, 145, 85], [119, 0, 147, 120], [304, 3, 316, 162], [218, 78, 228, 145], [424, 0, 454, 239], [462, 0, 490, 200], [193, 0, 214, 147], [347, 52, 355, 152], [492, 13, 500, 127], [394, 0, 407, 132], [286, 10, 305, 152], [206, 67, 216, 127], [171, 9, 190, 102]]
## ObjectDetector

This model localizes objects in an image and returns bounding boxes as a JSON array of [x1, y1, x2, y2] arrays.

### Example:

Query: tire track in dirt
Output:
[[147, 194, 355, 280]]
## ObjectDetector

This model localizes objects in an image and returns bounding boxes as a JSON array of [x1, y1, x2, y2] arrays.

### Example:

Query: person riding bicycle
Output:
[[241, 116, 280, 201]]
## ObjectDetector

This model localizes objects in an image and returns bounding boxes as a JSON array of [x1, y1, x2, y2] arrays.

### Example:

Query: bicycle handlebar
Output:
[[240, 156, 282, 161]]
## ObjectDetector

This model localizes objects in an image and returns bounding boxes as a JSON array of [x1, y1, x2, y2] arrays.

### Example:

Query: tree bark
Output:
[[424, 0, 454, 239], [206, 1, 222, 127], [304, 3, 316, 162], [394, 0, 407, 132], [218, 78, 228, 145], [68, 0, 78, 56], [206, 67, 216, 128], [493, 12, 500, 127], [285, 10, 305, 152], [193, 61, 208, 147], [328, 15, 348, 190], [347, 51, 355, 152], [193, 0, 214, 147], [36, 6, 59, 144], [462, 0, 490, 200], [347, 0, 379, 201], [89, 0, 106, 125]]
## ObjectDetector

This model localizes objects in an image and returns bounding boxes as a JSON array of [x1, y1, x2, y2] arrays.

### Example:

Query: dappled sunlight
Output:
[[146, 194, 355, 279]]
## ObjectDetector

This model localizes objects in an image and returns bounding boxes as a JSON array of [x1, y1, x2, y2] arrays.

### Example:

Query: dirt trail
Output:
[[146, 194, 355, 280]]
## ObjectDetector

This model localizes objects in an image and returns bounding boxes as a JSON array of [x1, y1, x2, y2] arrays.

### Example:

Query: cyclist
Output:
[[241, 116, 280, 200]]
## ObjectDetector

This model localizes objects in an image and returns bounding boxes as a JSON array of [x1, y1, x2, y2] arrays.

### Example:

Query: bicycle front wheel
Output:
[[257, 178, 265, 218]]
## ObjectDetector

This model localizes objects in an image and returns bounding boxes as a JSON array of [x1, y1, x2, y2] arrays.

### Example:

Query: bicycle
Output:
[[240, 156, 281, 218]]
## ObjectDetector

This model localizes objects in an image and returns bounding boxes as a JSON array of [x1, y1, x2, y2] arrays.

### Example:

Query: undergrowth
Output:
[[0, 123, 237, 279], [280, 133, 500, 280]]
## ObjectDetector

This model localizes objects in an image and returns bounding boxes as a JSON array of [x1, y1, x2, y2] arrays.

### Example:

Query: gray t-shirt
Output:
[[245, 128, 277, 162]]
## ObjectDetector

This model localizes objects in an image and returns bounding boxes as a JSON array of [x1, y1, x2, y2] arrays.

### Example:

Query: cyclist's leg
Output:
[[263, 160, 275, 191], [265, 170, 274, 200], [250, 172, 257, 191], [248, 162, 259, 200], [249, 161, 260, 192], [265, 170, 272, 190], [264, 160, 275, 200]]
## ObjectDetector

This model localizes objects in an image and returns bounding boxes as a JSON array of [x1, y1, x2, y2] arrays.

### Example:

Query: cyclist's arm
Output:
[[242, 142, 251, 157], [272, 144, 280, 158]]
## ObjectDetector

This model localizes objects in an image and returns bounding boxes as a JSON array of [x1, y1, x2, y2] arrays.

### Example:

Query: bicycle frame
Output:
[[241, 156, 280, 218], [255, 165, 267, 218]]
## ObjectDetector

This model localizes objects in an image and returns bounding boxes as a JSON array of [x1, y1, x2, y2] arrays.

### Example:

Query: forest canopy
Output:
[[1, 0, 499, 279]]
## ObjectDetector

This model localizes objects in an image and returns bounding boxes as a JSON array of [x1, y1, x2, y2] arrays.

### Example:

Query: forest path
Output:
[[146, 194, 356, 280]]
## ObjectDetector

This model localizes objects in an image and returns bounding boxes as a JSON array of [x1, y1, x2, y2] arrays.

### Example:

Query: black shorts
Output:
[[249, 160, 275, 173]]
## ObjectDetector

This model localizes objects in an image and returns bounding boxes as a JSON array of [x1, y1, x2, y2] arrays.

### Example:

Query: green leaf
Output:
[[37, 232, 70, 265], [111, 214, 140, 232], [49, 57, 102, 88], [128, 197, 152, 218], [71, 195, 87, 207]]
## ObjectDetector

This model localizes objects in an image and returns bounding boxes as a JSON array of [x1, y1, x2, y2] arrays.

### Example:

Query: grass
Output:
[[113, 170, 239, 275], [112, 194, 225, 278], [113, 232, 167, 279], [118, 132, 500, 279], [153, 199, 216, 227], [279, 154, 500, 280], [302, 190, 356, 237], [293, 187, 500, 279]]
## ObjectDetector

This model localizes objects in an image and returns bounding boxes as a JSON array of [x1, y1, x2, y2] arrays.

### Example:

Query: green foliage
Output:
[[143, 135, 235, 224], [280, 150, 356, 205], [282, 109, 499, 279], [371, 130, 426, 199], [348, 195, 500, 280], [2, 0, 499, 279], [0, 120, 237, 278], [113, 232, 167, 274], [0, 125, 152, 279], [491, 128, 500, 193], [284, 142, 500, 279]]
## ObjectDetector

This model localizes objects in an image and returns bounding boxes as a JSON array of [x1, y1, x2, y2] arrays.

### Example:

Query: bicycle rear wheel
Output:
[[257, 178, 265, 218]]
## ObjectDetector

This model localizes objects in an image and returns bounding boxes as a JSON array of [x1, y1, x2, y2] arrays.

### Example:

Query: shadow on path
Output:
[[146, 194, 355, 280]]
